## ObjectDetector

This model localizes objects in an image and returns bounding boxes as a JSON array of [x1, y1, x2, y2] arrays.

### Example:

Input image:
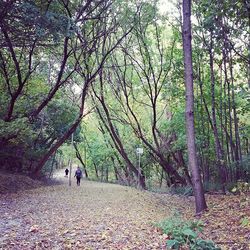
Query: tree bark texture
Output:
[[182, 0, 207, 213]]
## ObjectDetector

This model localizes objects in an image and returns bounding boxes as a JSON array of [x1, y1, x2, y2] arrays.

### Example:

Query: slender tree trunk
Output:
[[74, 143, 88, 178], [49, 153, 56, 178], [111, 156, 119, 182], [92, 77, 146, 189], [94, 163, 99, 179], [246, 138, 249, 154], [105, 165, 109, 182], [101, 165, 104, 182], [223, 49, 235, 164], [219, 66, 224, 149], [223, 74, 231, 169], [182, 0, 207, 213], [95, 102, 146, 188], [159, 167, 164, 188], [246, 0, 250, 89], [98, 122, 130, 184], [209, 45, 227, 193], [229, 52, 242, 179], [197, 63, 210, 185]]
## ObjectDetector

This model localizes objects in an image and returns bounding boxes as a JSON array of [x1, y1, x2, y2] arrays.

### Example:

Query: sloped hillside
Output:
[[0, 171, 42, 194]]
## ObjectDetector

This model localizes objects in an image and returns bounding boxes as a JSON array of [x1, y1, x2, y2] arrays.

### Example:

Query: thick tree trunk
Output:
[[172, 150, 192, 186], [31, 117, 82, 177], [182, 0, 207, 214]]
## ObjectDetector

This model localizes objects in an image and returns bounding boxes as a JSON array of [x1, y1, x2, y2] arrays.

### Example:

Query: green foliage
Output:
[[231, 155, 250, 182], [18, 1, 74, 40], [0, 118, 34, 143], [46, 99, 79, 137], [230, 181, 250, 195], [240, 217, 250, 228], [0, 89, 79, 173], [0, 0, 249, 192], [157, 215, 220, 250]]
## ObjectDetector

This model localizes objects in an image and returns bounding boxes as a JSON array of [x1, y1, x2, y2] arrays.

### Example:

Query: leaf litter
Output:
[[0, 172, 249, 250]]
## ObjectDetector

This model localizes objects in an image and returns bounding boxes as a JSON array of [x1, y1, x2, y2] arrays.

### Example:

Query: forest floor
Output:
[[0, 170, 249, 250]]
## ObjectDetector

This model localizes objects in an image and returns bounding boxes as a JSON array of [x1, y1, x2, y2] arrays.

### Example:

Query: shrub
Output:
[[157, 214, 220, 250], [231, 181, 250, 194]]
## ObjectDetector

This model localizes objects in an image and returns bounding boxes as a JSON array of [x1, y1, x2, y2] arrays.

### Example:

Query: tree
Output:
[[182, 0, 207, 213], [0, 0, 138, 176]]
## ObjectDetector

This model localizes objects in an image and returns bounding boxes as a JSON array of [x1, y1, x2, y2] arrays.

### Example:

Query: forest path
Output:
[[0, 169, 192, 250]]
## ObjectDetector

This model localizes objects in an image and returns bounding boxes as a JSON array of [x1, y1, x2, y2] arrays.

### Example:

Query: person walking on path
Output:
[[74, 167, 83, 186], [65, 168, 69, 177]]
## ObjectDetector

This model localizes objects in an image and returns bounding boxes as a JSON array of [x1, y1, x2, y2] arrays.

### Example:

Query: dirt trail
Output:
[[0, 169, 192, 250]]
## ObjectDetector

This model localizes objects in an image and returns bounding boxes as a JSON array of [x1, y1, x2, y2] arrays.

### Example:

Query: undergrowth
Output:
[[157, 214, 221, 250]]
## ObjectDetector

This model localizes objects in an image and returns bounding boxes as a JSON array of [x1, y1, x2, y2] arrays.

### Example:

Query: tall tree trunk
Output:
[[223, 75, 231, 169], [209, 45, 227, 193], [223, 49, 235, 164], [229, 52, 242, 179], [182, 0, 207, 213], [197, 62, 210, 185]]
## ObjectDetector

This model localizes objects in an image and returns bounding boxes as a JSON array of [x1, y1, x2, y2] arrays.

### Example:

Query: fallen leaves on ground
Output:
[[0, 171, 249, 249], [0, 174, 181, 250], [187, 194, 250, 250], [0, 171, 42, 194]]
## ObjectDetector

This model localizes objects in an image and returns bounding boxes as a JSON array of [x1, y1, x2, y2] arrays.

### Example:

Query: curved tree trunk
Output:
[[92, 88, 146, 189], [74, 142, 88, 178]]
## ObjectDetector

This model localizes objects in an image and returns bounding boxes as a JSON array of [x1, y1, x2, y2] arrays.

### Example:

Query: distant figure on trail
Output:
[[74, 167, 83, 186], [65, 168, 69, 177]]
